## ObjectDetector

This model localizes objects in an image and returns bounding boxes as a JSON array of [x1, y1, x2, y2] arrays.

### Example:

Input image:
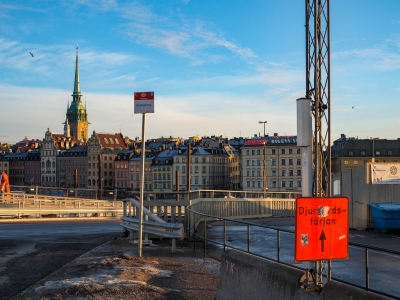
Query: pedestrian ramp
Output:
[[120, 198, 184, 251]]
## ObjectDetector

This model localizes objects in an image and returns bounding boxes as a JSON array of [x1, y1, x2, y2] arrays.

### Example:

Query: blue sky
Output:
[[1, 0, 399, 144]]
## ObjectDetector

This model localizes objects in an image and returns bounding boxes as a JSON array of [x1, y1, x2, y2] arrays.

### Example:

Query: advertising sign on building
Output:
[[371, 164, 400, 184], [134, 91, 154, 114], [295, 197, 349, 262]]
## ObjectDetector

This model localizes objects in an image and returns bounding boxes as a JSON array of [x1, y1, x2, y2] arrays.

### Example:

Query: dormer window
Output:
[[361, 151, 365, 155], [388, 150, 393, 155], [349, 151, 354, 156]]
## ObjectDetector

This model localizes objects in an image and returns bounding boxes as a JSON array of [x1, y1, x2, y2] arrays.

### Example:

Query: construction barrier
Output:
[[217, 250, 390, 300]]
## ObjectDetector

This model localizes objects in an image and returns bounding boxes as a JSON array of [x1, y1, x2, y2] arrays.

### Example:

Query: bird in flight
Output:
[[29, 52, 34, 57]]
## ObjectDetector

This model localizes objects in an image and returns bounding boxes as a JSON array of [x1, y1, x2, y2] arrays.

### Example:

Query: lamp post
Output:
[[259, 121, 268, 198]]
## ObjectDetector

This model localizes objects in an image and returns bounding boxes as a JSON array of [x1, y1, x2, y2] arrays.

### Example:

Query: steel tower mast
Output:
[[305, 0, 332, 287], [306, 0, 331, 198]]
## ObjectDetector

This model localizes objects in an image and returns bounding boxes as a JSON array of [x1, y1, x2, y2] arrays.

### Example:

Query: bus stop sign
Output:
[[295, 197, 349, 262]]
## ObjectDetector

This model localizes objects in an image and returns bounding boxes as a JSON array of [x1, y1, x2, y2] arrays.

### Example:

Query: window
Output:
[[257, 150, 260, 155], [376, 151, 381, 155], [281, 149, 285, 154], [349, 151, 354, 156], [176, 157, 179, 163], [252, 150, 255, 155], [272, 181, 277, 188], [202, 166, 207, 173], [246, 160, 250, 166], [344, 160, 349, 165], [281, 169, 286, 176], [289, 181, 293, 187], [297, 169, 301, 176], [388, 150, 393, 155], [297, 148, 301, 154], [246, 150, 250, 155], [252, 170, 256, 176], [257, 181, 261, 188], [272, 159, 277, 166], [297, 158, 301, 165], [257, 160, 261, 166], [361, 151, 365, 155], [297, 180, 302, 187], [195, 166, 199, 173], [289, 159, 293, 165], [272, 169, 276, 176], [281, 181, 286, 188], [272, 149, 276, 155], [246, 170, 250, 176], [354, 161, 359, 165], [289, 149, 293, 154], [182, 166, 186, 173], [252, 181, 256, 187], [281, 159, 286, 165], [247, 181, 250, 187], [289, 170, 293, 176], [252, 160, 256, 166]]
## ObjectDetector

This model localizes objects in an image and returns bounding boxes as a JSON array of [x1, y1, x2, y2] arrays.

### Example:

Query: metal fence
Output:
[[0, 193, 123, 218], [186, 204, 400, 300]]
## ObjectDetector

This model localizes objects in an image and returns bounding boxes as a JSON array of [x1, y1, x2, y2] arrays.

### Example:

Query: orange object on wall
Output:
[[0, 172, 10, 193]]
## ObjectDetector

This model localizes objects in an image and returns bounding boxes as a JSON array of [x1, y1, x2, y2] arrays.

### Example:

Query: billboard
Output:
[[134, 91, 154, 114], [371, 164, 400, 184]]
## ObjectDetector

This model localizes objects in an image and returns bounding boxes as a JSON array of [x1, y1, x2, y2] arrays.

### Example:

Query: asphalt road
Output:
[[0, 218, 123, 299]]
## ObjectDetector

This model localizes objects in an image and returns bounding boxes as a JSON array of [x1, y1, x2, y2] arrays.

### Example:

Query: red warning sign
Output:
[[295, 197, 349, 262]]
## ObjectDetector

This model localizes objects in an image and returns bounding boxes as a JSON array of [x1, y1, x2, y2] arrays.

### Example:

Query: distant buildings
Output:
[[331, 134, 400, 173], [13, 48, 400, 195], [241, 134, 302, 193]]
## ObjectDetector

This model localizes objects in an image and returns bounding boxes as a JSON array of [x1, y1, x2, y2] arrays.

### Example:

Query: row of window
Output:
[[245, 148, 301, 155], [246, 158, 301, 166], [246, 180, 302, 188], [245, 169, 302, 177]]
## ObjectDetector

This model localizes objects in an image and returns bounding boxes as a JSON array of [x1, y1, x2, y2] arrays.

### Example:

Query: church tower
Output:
[[66, 45, 89, 141]]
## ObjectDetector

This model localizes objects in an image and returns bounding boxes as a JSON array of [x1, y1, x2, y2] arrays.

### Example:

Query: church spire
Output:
[[73, 44, 81, 101]]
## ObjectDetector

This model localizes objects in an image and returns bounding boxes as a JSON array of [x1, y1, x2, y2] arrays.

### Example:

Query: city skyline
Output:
[[1, 0, 399, 143]]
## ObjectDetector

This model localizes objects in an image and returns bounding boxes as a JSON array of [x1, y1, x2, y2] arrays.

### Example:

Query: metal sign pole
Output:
[[138, 112, 146, 257]]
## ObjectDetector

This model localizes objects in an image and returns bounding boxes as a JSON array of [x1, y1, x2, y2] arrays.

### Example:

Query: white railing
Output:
[[0, 193, 122, 218]]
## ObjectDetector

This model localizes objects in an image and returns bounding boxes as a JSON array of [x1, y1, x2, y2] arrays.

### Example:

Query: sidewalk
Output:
[[13, 238, 220, 300]]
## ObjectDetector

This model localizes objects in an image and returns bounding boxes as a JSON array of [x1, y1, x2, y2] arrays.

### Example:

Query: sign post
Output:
[[134, 91, 154, 257], [295, 197, 349, 262]]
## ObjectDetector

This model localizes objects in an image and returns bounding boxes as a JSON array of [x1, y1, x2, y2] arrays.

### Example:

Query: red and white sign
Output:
[[134, 91, 154, 114], [295, 197, 349, 262]]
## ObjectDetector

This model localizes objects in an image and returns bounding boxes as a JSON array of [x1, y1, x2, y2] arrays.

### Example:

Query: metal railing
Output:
[[0, 193, 123, 218], [186, 204, 400, 300]]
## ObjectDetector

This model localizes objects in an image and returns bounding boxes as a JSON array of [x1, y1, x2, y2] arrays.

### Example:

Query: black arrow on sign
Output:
[[319, 230, 326, 252]]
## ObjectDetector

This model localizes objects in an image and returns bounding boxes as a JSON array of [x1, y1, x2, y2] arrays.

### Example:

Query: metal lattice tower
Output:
[[305, 0, 332, 287], [306, 0, 331, 198]]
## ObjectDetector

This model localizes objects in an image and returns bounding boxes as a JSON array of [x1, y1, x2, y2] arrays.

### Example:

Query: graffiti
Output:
[[225, 260, 235, 274]]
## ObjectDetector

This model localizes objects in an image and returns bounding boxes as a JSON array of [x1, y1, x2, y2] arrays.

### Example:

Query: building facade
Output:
[[241, 135, 302, 193], [331, 134, 400, 174], [58, 146, 87, 188], [87, 131, 128, 190]]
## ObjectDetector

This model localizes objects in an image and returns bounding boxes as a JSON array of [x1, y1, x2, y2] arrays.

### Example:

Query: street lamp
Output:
[[259, 121, 268, 198]]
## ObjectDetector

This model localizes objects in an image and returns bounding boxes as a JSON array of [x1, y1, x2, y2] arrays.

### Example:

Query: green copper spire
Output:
[[73, 44, 81, 100]]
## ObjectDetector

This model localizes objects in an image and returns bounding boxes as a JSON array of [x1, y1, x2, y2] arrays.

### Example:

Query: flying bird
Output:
[[29, 52, 34, 57], [352, 106, 354, 109]]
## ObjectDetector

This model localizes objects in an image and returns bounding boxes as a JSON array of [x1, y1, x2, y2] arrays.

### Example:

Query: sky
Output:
[[0, 0, 399, 144]]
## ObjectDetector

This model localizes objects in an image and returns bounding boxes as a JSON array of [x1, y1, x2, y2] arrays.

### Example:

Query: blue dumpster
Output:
[[369, 202, 400, 233]]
